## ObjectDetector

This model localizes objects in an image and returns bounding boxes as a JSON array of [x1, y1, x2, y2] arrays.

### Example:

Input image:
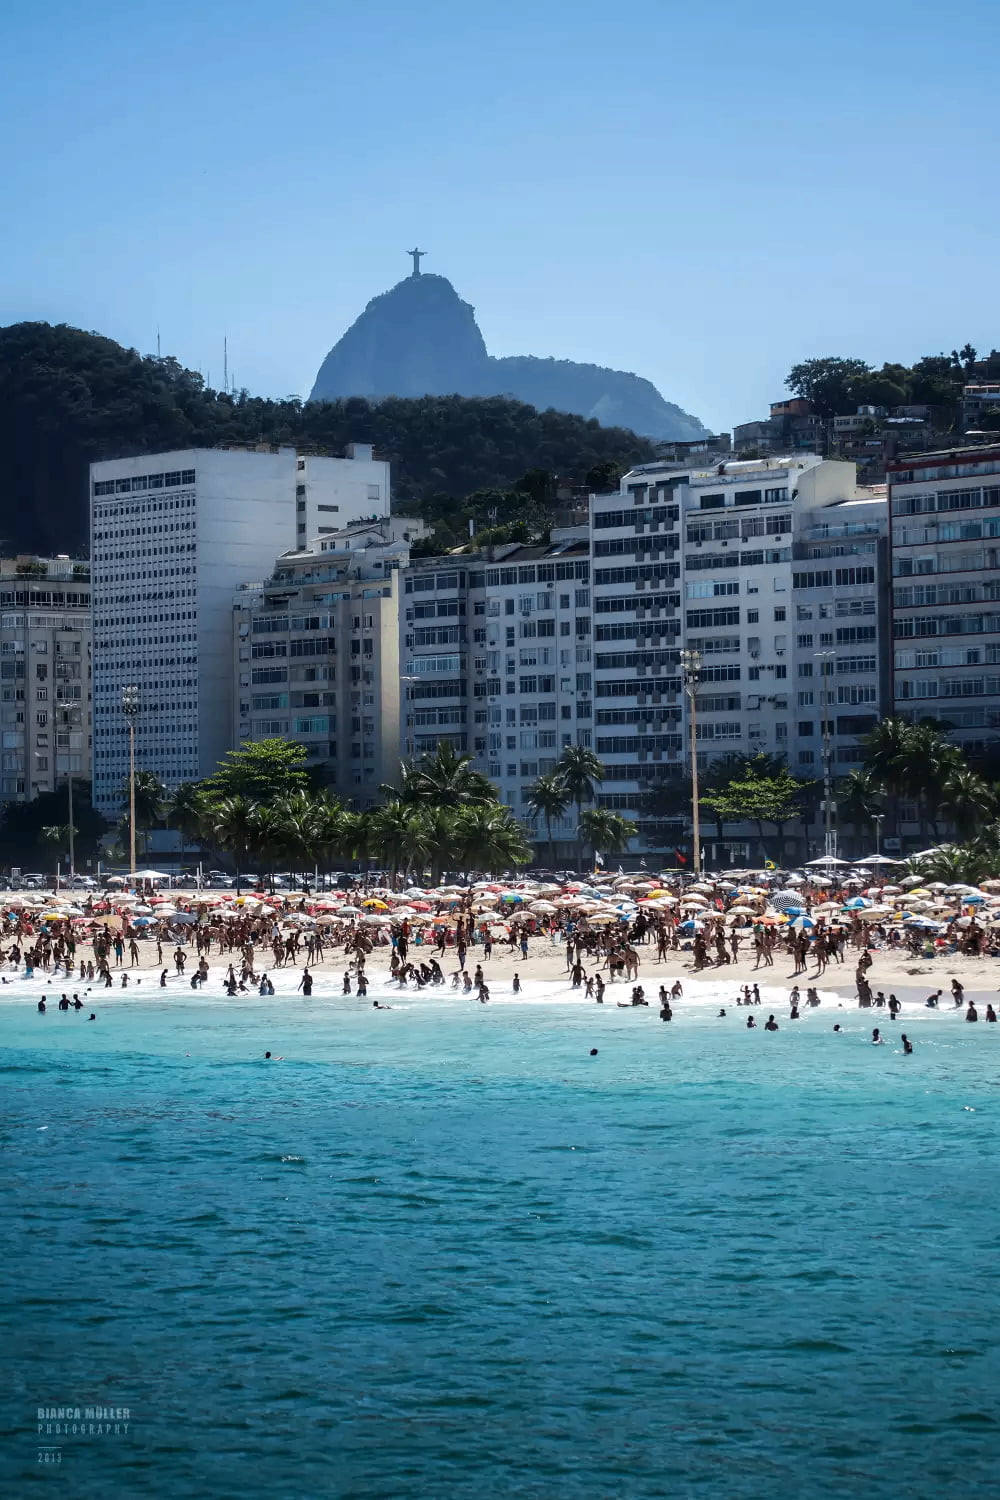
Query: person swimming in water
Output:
[[901, 1034, 913, 1054], [966, 1002, 979, 1022], [764, 1015, 779, 1031], [746, 1015, 756, 1029], [872, 1028, 884, 1044]]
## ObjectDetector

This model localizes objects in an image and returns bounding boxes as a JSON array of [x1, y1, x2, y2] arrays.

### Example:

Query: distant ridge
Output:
[[310, 271, 706, 441]]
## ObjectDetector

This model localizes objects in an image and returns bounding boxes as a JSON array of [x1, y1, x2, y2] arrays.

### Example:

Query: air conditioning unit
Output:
[[653, 749, 663, 761], [750, 650, 760, 659], [652, 692, 662, 704]]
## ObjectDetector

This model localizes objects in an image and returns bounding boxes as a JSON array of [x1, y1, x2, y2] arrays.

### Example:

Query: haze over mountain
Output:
[[310, 268, 706, 441]]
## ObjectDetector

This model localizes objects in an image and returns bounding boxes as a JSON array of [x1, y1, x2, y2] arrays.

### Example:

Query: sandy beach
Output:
[[6, 884, 999, 1019]]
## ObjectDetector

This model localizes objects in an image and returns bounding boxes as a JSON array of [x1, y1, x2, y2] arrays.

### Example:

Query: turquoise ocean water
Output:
[[2, 987, 999, 1497]]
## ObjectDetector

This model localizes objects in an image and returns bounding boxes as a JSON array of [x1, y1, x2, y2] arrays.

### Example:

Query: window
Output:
[[747, 609, 759, 624], [798, 721, 814, 736], [774, 608, 786, 622], [686, 608, 739, 629], [794, 570, 833, 590], [798, 663, 813, 678]]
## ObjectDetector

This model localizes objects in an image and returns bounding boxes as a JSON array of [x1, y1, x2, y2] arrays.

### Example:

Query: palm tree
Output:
[[863, 716, 914, 839], [40, 824, 72, 876], [394, 743, 497, 806], [121, 770, 167, 858], [451, 805, 532, 876], [555, 745, 606, 869], [900, 722, 963, 837], [206, 795, 260, 893], [364, 803, 427, 880], [525, 772, 570, 867], [838, 768, 884, 857], [577, 809, 636, 869], [939, 767, 996, 841], [165, 782, 208, 852]]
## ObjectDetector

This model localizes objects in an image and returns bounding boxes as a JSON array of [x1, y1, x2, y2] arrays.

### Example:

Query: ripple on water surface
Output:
[[1, 996, 999, 1498]]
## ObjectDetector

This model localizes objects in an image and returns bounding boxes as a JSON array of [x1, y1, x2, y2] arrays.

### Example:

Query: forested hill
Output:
[[0, 322, 655, 556]]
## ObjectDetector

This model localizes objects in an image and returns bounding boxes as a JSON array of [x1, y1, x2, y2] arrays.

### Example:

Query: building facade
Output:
[[233, 519, 417, 806], [589, 455, 889, 862], [90, 448, 298, 813], [0, 556, 92, 803], [400, 533, 592, 856], [889, 445, 1000, 759], [294, 444, 391, 549]]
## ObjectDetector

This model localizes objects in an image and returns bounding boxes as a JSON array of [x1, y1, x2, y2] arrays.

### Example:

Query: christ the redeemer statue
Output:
[[407, 247, 426, 276]]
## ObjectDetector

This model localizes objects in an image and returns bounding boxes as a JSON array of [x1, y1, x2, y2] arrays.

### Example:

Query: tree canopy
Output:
[[784, 347, 993, 422], [200, 739, 312, 803], [0, 321, 654, 555]]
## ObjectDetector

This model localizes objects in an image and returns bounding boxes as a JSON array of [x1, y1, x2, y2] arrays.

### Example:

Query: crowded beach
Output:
[[6, 859, 1000, 1027]]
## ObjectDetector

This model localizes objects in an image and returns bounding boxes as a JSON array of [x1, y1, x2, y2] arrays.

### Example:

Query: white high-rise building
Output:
[[294, 444, 392, 549], [589, 455, 889, 863], [90, 448, 299, 812]]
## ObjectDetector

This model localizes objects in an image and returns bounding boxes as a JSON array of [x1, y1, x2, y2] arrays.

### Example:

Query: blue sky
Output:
[[2, 0, 997, 433]]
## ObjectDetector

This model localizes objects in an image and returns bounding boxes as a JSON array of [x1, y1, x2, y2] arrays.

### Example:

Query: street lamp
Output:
[[873, 812, 885, 860], [814, 651, 836, 859], [122, 685, 140, 880], [679, 648, 702, 875]]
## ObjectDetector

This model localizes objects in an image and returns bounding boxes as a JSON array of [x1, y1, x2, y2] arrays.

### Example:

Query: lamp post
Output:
[[814, 651, 836, 859], [679, 648, 702, 874], [122, 685, 140, 881], [873, 812, 885, 860]]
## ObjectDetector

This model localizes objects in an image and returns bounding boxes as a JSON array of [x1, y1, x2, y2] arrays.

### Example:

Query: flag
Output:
[[594, 851, 605, 867], [764, 858, 776, 870], [674, 848, 688, 865]]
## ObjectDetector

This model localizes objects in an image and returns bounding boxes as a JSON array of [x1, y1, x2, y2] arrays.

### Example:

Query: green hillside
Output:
[[0, 321, 655, 555]]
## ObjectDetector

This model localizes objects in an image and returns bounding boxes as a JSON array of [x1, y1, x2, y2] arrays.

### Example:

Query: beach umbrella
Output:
[[790, 914, 815, 929], [338, 905, 362, 916], [805, 855, 851, 867], [842, 896, 872, 910], [680, 895, 709, 907], [769, 890, 805, 912], [529, 900, 557, 914]]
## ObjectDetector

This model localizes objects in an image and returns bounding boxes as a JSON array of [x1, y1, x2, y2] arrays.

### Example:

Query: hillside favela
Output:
[[5, 6, 1000, 1493]]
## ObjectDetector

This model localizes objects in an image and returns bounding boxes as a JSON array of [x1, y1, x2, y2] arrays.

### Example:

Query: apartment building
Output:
[[90, 448, 297, 812], [590, 455, 889, 861], [90, 443, 390, 814], [0, 556, 91, 803], [400, 533, 592, 854], [888, 444, 1000, 758], [293, 443, 391, 548], [233, 519, 417, 806]]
